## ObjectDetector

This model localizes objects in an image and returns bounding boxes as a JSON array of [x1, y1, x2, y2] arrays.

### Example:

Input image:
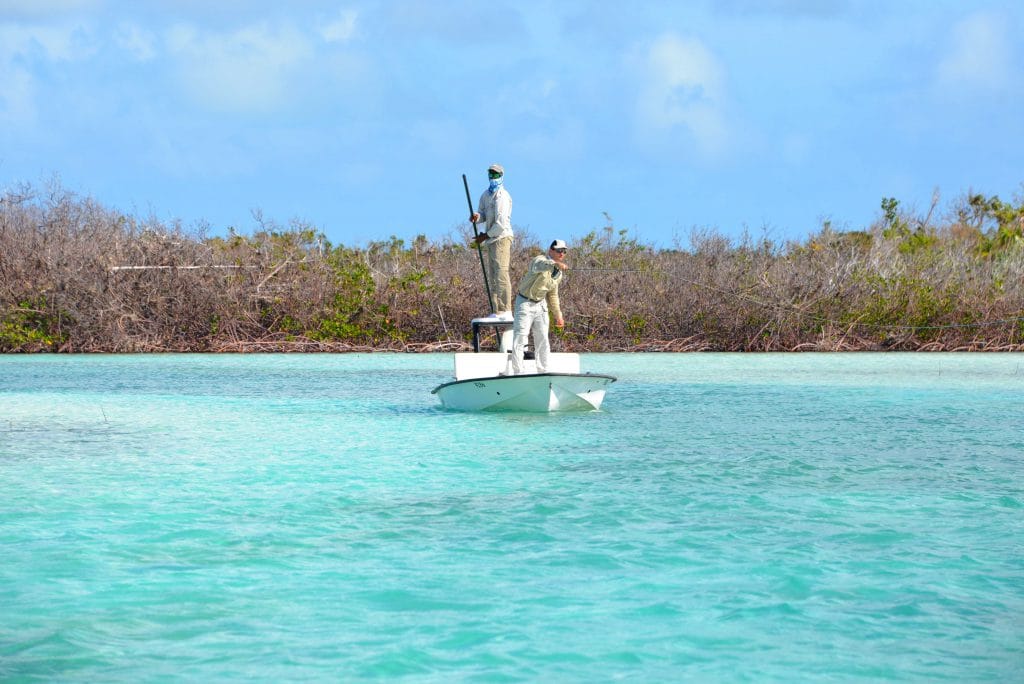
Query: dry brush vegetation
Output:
[[2, 181, 1023, 353]]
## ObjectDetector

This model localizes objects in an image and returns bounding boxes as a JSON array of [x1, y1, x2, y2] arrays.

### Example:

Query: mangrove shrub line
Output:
[[2, 182, 1023, 352]]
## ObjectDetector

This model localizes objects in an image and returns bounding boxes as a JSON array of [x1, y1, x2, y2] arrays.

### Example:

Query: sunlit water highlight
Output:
[[1, 353, 1022, 681]]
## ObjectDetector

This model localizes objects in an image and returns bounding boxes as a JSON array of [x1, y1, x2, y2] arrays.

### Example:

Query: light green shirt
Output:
[[516, 254, 563, 322]]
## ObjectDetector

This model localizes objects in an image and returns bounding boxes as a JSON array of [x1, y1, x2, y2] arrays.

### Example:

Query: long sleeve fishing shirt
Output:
[[516, 254, 564, 323], [476, 187, 513, 244]]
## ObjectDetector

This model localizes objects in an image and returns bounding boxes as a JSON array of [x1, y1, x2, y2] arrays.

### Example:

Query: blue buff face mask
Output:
[[488, 176, 503, 193]]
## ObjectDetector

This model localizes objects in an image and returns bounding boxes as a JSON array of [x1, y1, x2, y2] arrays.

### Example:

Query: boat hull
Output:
[[432, 373, 616, 412]]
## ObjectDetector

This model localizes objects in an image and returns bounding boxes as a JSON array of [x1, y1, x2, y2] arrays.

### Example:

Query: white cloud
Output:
[[714, 0, 845, 19], [496, 77, 560, 119], [0, 22, 94, 127], [516, 120, 586, 162], [0, 22, 91, 61], [320, 9, 357, 44], [780, 133, 810, 166], [166, 22, 314, 113], [0, 62, 34, 125], [936, 12, 1013, 94], [0, 0, 97, 19], [635, 33, 730, 158], [115, 22, 156, 61]]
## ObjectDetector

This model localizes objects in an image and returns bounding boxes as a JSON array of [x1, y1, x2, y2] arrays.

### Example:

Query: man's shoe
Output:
[[497, 311, 513, 321]]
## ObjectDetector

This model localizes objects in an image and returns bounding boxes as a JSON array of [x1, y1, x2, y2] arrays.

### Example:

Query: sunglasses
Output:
[[553, 248, 567, 253], [488, 171, 503, 179]]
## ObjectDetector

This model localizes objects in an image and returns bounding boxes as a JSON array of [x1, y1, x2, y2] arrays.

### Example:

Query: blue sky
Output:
[[1, 1, 1022, 249]]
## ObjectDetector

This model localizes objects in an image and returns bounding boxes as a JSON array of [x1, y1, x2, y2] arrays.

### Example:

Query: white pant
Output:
[[510, 294, 550, 375]]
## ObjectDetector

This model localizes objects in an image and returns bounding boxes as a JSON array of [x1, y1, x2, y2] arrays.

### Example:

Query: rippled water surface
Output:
[[1, 353, 1022, 681]]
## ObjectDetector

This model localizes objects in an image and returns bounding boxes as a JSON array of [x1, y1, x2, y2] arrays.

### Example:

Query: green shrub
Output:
[[0, 298, 67, 351]]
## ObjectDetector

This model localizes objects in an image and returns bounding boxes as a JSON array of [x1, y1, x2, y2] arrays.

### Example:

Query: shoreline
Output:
[[4, 341, 1024, 354]]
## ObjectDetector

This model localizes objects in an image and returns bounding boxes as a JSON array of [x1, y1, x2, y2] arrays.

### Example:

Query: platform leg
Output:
[[499, 328, 513, 353]]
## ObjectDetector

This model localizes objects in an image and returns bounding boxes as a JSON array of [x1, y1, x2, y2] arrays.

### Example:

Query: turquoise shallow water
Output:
[[1, 352, 1022, 681]]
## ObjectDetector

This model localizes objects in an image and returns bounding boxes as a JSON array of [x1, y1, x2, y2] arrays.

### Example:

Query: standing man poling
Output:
[[508, 239, 569, 376], [470, 164, 513, 320]]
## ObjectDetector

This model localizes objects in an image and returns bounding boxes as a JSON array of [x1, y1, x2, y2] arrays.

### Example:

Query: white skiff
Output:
[[432, 351, 616, 412]]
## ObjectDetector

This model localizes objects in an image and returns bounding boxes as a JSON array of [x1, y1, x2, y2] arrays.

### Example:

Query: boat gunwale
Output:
[[430, 372, 617, 395]]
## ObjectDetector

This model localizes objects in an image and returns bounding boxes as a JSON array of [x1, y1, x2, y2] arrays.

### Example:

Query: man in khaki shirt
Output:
[[508, 239, 569, 375]]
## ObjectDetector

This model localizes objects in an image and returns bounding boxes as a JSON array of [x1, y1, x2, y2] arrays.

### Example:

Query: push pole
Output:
[[463, 174, 494, 314]]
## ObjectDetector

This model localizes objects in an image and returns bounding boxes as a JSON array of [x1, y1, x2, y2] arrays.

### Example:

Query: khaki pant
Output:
[[510, 294, 550, 375], [486, 236, 512, 313]]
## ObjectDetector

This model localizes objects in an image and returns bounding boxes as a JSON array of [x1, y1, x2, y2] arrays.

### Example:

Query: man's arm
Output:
[[547, 289, 563, 328], [493, 191, 512, 235]]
